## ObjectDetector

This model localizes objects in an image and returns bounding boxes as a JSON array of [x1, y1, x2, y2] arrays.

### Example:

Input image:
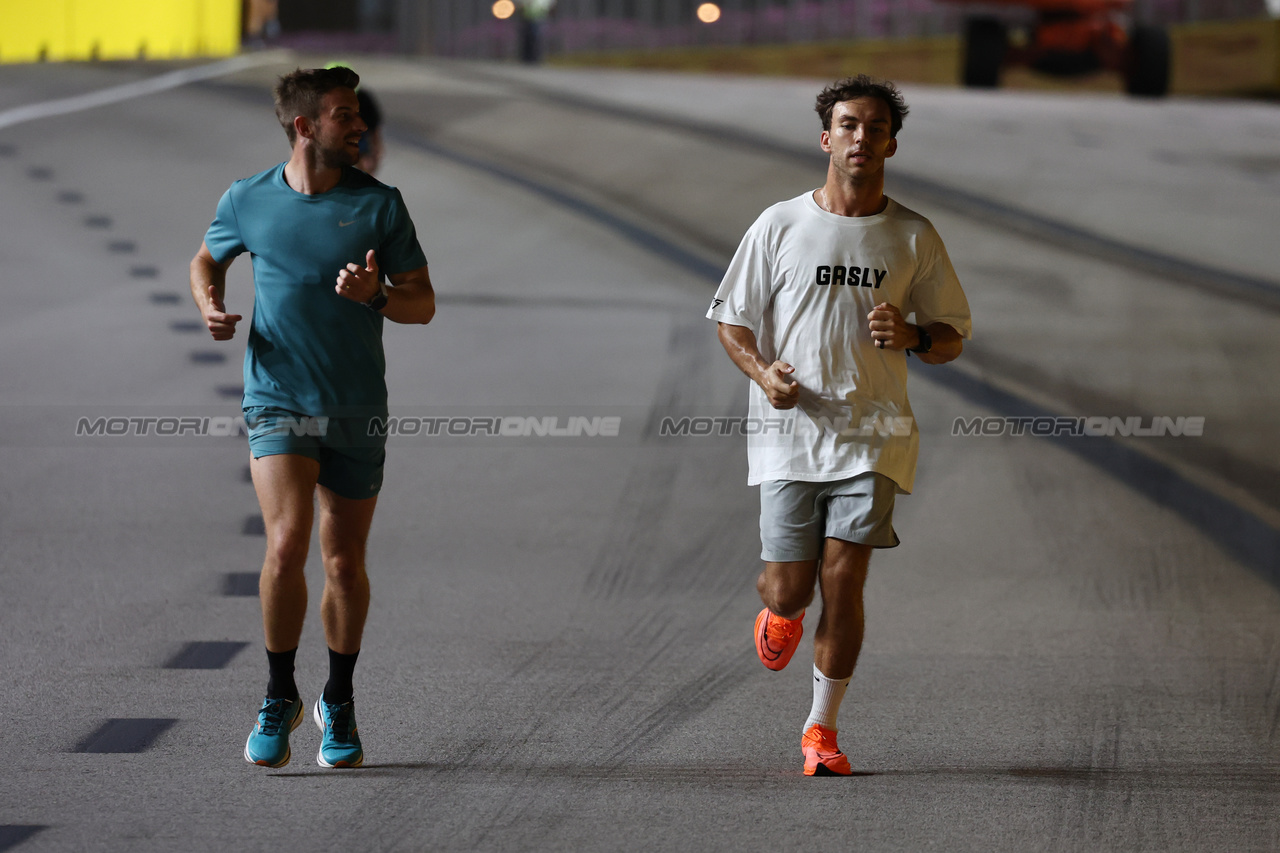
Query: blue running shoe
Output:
[[314, 696, 363, 768], [244, 696, 304, 767]]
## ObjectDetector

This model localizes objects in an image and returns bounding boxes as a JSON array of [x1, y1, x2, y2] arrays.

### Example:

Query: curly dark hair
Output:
[[273, 66, 361, 144], [814, 75, 909, 137]]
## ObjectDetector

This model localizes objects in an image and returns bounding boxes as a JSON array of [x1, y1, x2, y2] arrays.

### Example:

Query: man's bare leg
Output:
[[316, 485, 377, 656], [243, 453, 319, 766], [309, 484, 377, 766], [753, 559, 818, 670], [813, 538, 872, 679], [757, 559, 820, 620], [792, 538, 872, 774], [250, 454, 321, 654]]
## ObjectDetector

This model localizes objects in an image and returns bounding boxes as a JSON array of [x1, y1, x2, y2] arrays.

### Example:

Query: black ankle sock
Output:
[[265, 647, 299, 701], [322, 648, 360, 705]]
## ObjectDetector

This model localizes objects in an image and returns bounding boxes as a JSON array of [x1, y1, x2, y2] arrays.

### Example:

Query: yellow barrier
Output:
[[552, 18, 1280, 96], [1172, 17, 1280, 94], [0, 0, 240, 63]]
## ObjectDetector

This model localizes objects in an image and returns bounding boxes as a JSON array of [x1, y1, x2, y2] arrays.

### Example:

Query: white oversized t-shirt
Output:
[[707, 192, 972, 492]]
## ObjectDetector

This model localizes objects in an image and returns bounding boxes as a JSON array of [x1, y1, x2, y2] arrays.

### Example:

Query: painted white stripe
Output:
[[0, 50, 292, 131]]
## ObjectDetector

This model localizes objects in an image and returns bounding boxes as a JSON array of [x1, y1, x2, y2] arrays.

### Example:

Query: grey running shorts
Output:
[[759, 472, 900, 562], [245, 405, 385, 501]]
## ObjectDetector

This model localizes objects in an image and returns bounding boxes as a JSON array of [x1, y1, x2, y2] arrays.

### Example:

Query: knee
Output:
[[823, 561, 869, 590], [758, 569, 814, 617], [263, 529, 309, 575], [323, 550, 366, 588], [820, 549, 871, 602]]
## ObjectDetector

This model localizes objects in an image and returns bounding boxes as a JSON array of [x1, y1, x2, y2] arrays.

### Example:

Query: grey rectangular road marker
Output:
[[0, 826, 46, 852], [164, 641, 249, 669], [241, 514, 265, 535], [73, 719, 177, 753], [221, 572, 259, 596]]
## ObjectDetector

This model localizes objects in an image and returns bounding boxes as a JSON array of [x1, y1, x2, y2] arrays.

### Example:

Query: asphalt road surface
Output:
[[1, 54, 1278, 852]]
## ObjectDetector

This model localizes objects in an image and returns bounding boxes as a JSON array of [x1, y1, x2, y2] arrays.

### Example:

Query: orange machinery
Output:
[[934, 0, 1170, 95]]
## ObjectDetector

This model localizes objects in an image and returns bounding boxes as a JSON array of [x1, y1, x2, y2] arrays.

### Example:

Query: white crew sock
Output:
[[803, 663, 852, 733]]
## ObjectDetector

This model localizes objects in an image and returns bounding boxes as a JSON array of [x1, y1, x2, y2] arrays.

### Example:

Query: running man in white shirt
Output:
[[707, 75, 972, 776]]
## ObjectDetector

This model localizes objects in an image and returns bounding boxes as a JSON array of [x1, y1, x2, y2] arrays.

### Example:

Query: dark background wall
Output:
[[278, 0, 359, 32]]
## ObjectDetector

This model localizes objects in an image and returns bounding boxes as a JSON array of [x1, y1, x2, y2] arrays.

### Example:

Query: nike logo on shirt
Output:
[[339, 220, 356, 227]]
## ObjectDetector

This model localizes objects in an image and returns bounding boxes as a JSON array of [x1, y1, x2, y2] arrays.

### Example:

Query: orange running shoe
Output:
[[754, 607, 804, 671], [802, 724, 852, 776]]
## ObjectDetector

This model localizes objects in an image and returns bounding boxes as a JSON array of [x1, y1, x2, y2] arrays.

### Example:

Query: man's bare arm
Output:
[[915, 322, 962, 365], [866, 302, 962, 365], [383, 265, 435, 325], [190, 241, 241, 341], [717, 322, 800, 410], [335, 251, 434, 325]]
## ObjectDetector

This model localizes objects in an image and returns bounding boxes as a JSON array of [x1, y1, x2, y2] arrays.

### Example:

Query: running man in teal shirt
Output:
[[189, 66, 435, 770]]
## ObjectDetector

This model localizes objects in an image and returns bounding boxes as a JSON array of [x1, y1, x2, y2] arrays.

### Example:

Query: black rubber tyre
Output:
[[963, 16, 1008, 88], [1125, 24, 1170, 97]]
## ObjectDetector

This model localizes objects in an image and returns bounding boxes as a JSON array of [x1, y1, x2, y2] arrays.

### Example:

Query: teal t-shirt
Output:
[[203, 163, 427, 417]]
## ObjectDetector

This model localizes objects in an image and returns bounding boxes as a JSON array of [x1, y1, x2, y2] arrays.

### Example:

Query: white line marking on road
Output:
[[0, 50, 292, 130]]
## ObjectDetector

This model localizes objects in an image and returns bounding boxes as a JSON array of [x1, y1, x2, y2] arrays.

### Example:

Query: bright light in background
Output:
[[492, 0, 516, 20], [696, 3, 721, 23]]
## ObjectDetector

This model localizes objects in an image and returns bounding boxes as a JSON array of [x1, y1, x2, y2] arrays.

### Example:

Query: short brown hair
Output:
[[815, 75, 909, 137], [273, 66, 360, 143]]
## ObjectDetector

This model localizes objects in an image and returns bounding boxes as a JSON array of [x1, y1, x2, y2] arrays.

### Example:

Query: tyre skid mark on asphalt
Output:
[[384, 101, 1280, 594], [386, 100, 1280, 780], [1269, 677, 1280, 743], [397, 102, 744, 262], [601, 648, 759, 766], [387, 99, 1280, 769], [443, 63, 1280, 312], [432, 619, 761, 847], [393, 129, 725, 284], [171, 75, 1280, 794], [583, 316, 732, 600], [958, 344, 1280, 521], [932, 367, 1280, 589], [583, 449, 682, 601]]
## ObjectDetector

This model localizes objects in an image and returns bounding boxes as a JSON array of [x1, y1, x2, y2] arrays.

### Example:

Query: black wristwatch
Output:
[[908, 325, 932, 354], [365, 281, 389, 313]]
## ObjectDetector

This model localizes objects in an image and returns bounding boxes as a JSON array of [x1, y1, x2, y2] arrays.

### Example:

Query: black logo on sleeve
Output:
[[816, 265, 886, 288]]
